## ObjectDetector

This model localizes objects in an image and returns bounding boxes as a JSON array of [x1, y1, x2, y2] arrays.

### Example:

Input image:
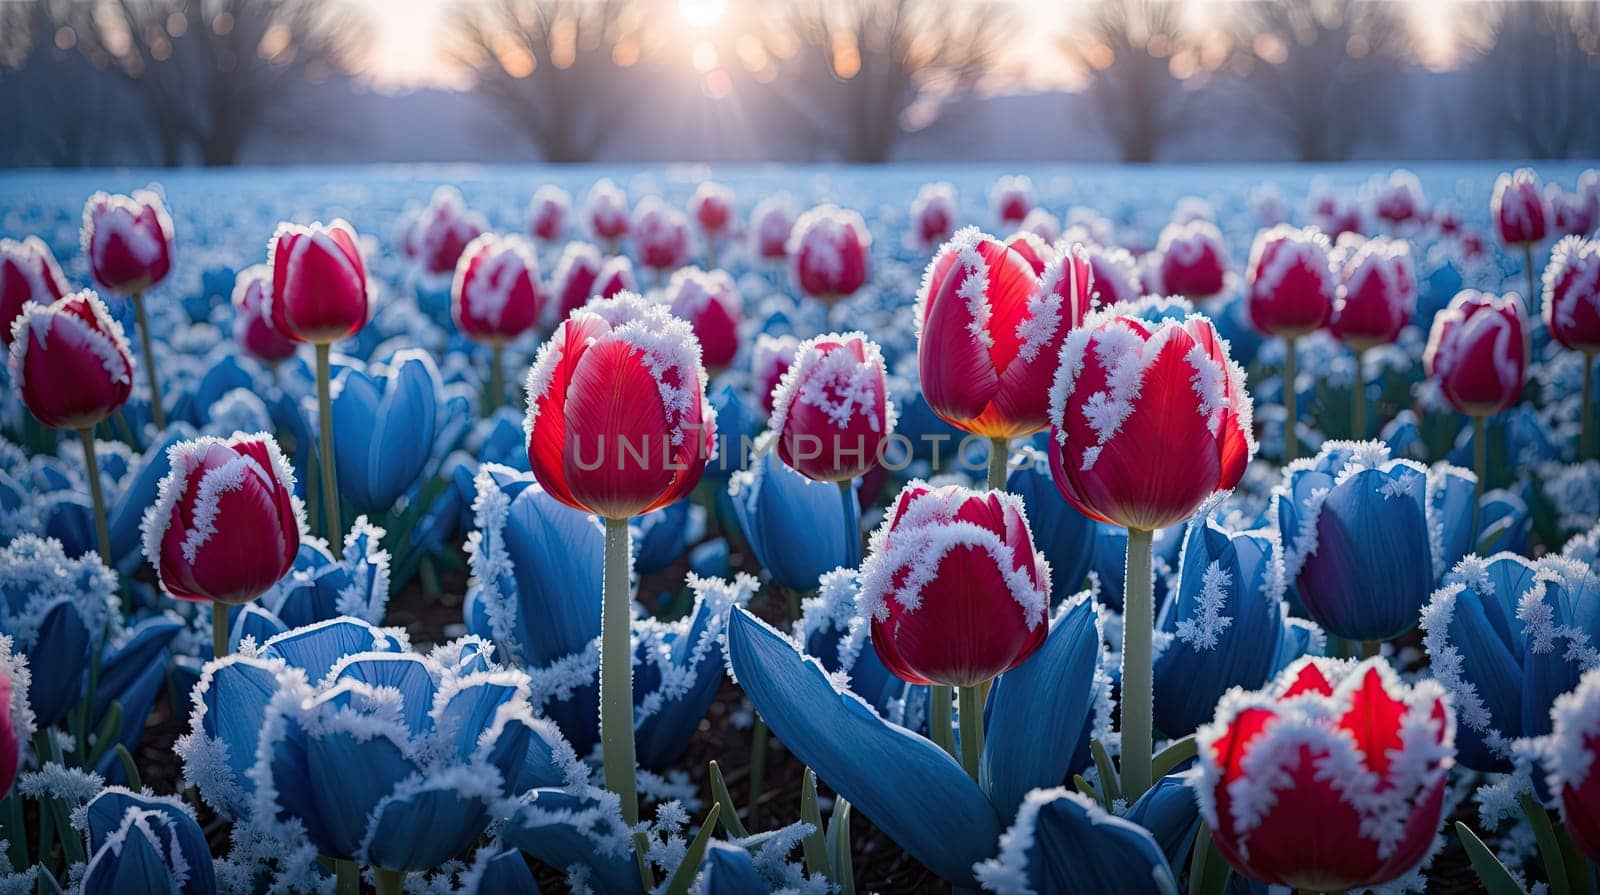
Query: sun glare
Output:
[[679, 0, 728, 30]]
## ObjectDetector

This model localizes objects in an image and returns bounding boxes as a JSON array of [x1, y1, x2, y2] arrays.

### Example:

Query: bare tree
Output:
[[1, 1, 143, 166], [1063, 0, 1197, 164], [77, 0, 369, 166], [753, 0, 1014, 163], [447, 0, 658, 163], [1228, 0, 1414, 161], [1462, 1, 1600, 158]]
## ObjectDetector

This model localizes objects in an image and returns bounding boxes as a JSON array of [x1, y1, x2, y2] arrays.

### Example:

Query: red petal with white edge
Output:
[[1210, 704, 1279, 844], [1279, 660, 1336, 698], [1336, 666, 1408, 780], [561, 338, 675, 520], [528, 315, 607, 511], [920, 245, 1003, 424]]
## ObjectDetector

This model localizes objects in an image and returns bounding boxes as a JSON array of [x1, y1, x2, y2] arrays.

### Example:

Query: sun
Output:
[[678, 0, 728, 30]]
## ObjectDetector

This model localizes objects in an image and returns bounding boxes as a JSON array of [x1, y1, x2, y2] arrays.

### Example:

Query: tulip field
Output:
[[1, 161, 1599, 895]]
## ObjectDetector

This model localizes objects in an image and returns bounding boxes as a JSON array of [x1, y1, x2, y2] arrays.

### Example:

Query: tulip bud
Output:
[[594, 255, 635, 300], [689, 181, 734, 238], [142, 431, 302, 605], [1244, 225, 1335, 337], [916, 227, 1090, 438], [729, 442, 860, 593], [586, 178, 630, 244], [788, 205, 870, 303], [663, 267, 741, 372], [1329, 235, 1415, 350], [751, 333, 798, 416], [1156, 220, 1228, 300], [768, 331, 895, 483], [0, 637, 31, 801], [1548, 667, 1600, 864], [1371, 169, 1424, 229], [1310, 188, 1364, 239], [266, 219, 370, 345], [1047, 309, 1255, 532], [910, 182, 957, 250], [860, 482, 1050, 687], [551, 242, 604, 320], [631, 196, 691, 273], [528, 185, 571, 242], [415, 186, 488, 277], [81, 189, 174, 295], [230, 265, 297, 363], [1195, 657, 1455, 891], [0, 236, 69, 345], [1019, 208, 1061, 245], [1547, 184, 1594, 237], [524, 291, 715, 519], [750, 196, 794, 261], [1424, 289, 1528, 417], [1083, 243, 1141, 308], [1492, 167, 1548, 246], [451, 233, 542, 345], [1543, 236, 1600, 353], [8, 290, 134, 429], [990, 175, 1032, 227]]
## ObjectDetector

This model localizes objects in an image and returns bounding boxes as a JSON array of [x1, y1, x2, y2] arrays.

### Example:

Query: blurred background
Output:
[[0, 0, 1596, 167]]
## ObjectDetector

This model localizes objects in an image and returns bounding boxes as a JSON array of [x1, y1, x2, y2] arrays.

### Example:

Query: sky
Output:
[[354, 0, 1469, 92]]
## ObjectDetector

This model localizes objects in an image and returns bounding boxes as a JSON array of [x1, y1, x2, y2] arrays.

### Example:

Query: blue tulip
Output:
[[972, 788, 1178, 895], [1007, 446, 1096, 604], [728, 446, 858, 594], [632, 499, 703, 577], [331, 349, 440, 513], [258, 516, 391, 629], [1123, 766, 1202, 873], [706, 383, 760, 481], [1278, 441, 1435, 642], [1427, 462, 1478, 575], [689, 538, 730, 579], [1420, 552, 1547, 772], [474, 410, 529, 471], [1153, 505, 1287, 738], [78, 787, 215, 895], [0, 535, 119, 726], [502, 788, 642, 895], [172, 351, 258, 426], [793, 568, 906, 716], [107, 428, 190, 573], [1518, 555, 1599, 742], [1478, 489, 1531, 555]]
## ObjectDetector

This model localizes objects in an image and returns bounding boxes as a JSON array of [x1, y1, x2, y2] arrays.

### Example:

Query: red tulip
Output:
[[586, 178, 631, 244], [750, 197, 793, 261], [81, 189, 173, 295], [768, 331, 894, 483], [0, 640, 26, 800], [528, 185, 570, 243], [1544, 236, 1600, 352], [414, 187, 487, 277], [917, 228, 1091, 438], [552, 242, 604, 319], [7, 290, 133, 429], [664, 267, 741, 372], [1018, 209, 1061, 245], [631, 196, 691, 273], [860, 482, 1050, 687], [1372, 170, 1424, 228], [751, 333, 798, 416], [143, 432, 301, 605], [1548, 668, 1600, 864], [1047, 310, 1254, 531], [0, 236, 69, 346], [1196, 658, 1455, 892], [1424, 289, 1528, 417], [267, 219, 369, 345], [1003, 231, 1055, 275], [524, 291, 714, 519], [910, 182, 957, 250], [595, 256, 636, 300], [1328, 235, 1415, 350], [1432, 203, 1463, 238], [1492, 168, 1548, 246], [1547, 185, 1594, 238], [1244, 225, 1335, 337], [231, 265, 297, 362], [1084, 244, 1141, 308], [452, 233, 542, 344], [788, 205, 870, 303], [1157, 220, 1228, 300], [689, 182, 734, 238], [990, 176, 1032, 227], [1310, 189, 1364, 240]]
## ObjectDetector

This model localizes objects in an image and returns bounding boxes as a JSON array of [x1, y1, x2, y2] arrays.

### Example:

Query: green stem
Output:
[[601, 517, 652, 889], [316, 344, 341, 541], [749, 716, 768, 813], [486, 342, 504, 418], [1351, 345, 1367, 439], [131, 292, 165, 429], [1284, 336, 1297, 462], [373, 868, 405, 895], [334, 859, 359, 895], [837, 480, 860, 567], [988, 436, 1009, 490], [1525, 243, 1539, 316], [77, 429, 111, 567], [1472, 414, 1487, 538], [928, 685, 954, 760], [3, 795, 27, 871], [1582, 351, 1594, 461], [957, 684, 982, 781], [1121, 526, 1155, 800], [212, 603, 229, 660]]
